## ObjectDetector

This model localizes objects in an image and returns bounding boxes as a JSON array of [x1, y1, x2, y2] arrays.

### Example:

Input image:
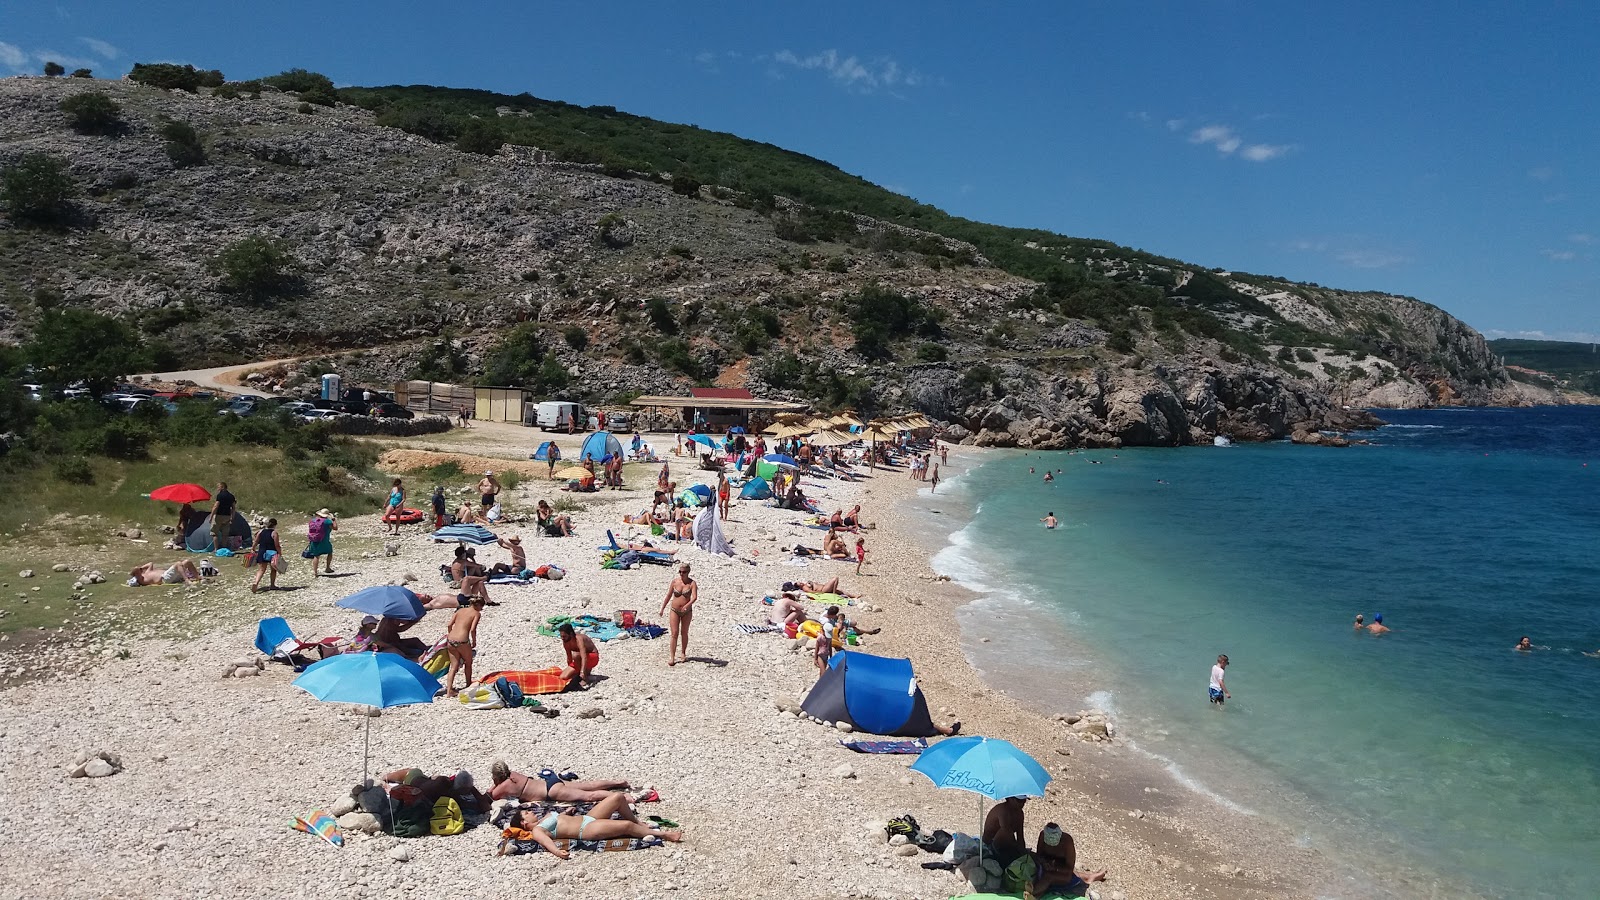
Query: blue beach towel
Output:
[[839, 738, 928, 755]]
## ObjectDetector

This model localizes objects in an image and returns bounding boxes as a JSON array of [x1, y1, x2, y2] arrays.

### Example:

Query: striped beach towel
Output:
[[291, 809, 343, 847], [732, 623, 783, 635], [839, 738, 929, 754]]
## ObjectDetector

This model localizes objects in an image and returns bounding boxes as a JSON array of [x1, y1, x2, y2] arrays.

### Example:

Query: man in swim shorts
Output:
[[558, 622, 599, 689], [1209, 654, 1231, 705], [1041, 512, 1058, 529], [1030, 823, 1108, 895]]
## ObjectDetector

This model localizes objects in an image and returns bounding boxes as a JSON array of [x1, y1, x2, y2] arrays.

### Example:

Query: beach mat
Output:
[[732, 623, 783, 635], [498, 833, 663, 855], [476, 668, 568, 695], [840, 738, 928, 754]]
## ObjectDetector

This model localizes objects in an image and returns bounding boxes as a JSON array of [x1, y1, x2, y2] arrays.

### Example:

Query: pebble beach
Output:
[[0, 426, 1350, 900]]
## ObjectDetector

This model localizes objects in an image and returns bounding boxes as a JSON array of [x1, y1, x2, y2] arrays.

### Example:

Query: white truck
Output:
[[534, 401, 585, 432]]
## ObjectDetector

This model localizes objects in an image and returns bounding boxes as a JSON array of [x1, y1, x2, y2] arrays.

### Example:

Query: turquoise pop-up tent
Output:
[[738, 477, 773, 500], [579, 431, 622, 462]]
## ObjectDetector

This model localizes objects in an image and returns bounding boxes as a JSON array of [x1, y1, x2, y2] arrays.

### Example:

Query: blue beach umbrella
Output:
[[336, 585, 427, 620], [911, 736, 1051, 865], [429, 523, 498, 545], [293, 652, 441, 785], [762, 453, 798, 467], [686, 433, 719, 449], [729, 426, 746, 434]]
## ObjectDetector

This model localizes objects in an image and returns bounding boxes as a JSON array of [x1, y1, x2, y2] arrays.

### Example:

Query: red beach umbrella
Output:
[[149, 483, 212, 503]]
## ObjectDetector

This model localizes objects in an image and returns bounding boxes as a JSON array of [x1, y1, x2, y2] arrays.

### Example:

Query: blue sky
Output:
[[3, 1, 1597, 340]]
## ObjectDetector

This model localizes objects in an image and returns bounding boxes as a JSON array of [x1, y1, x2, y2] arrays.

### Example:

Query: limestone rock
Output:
[[337, 811, 382, 834], [52, 564, 70, 572], [831, 764, 856, 779], [18, 570, 32, 578], [895, 844, 920, 857]]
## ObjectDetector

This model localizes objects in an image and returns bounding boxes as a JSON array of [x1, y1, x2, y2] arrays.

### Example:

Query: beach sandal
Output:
[[635, 787, 660, 803], [646, 815, 680, 829]]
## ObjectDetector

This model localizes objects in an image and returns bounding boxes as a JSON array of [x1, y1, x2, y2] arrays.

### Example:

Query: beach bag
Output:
[[1003, 853, 1038, 894], [457, 685, 505, 710], [429, 797, 465, 836], [421, 645, 450, 676], [391, 799, 431, 838], [492, 676, 525, 709], [885, 814, 920, 841], [308, 516, 329, 542]]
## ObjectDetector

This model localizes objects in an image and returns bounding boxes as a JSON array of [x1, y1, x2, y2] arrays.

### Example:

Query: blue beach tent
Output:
[[801, 651, 939, 737], [533, 441, 557, 461], [580, 431, 623, 462], [738, 477, 773, 500]]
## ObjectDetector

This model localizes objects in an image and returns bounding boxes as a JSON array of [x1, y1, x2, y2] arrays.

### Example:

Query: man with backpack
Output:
[[305, 507, 337, 576]]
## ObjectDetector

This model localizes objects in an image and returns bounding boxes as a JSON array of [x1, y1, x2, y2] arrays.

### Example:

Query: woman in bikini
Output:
[[443, 596, 484, 697], [660, 562, 698, 666], [488, 761, 649, 804], [823, 527, 850, 559], [509, 792, 683, 859], [657, 462, 671, 492]]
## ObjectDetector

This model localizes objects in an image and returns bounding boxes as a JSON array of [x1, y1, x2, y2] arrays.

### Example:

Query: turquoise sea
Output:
[[922, 406, 1600, 899]]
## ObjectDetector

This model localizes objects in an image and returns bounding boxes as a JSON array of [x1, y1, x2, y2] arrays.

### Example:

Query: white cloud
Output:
[[0, 41, 26, 69], [1540, 249, 1577, 261], [80, 37, 118, 59], [1190, 125, 1242, 154], [1165, 118, 1185, 132], [1569, 233, 1594, 245], [1241, 143, 1292, 161], [34, 49, 99, 71], [772, 48, 923, 93], [1286, 237, 1408, 269], [1527, 166, 1556, 181]]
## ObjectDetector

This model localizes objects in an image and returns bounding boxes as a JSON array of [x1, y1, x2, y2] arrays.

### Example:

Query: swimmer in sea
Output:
[[1043, 472, 1054, 483], [1367, 613, 1391, 635], [1041, 512, 1058, 529], [1353, 614, 1365, 630], [1515, 636, 1533, 652], [1029, 467, 1036, 474]]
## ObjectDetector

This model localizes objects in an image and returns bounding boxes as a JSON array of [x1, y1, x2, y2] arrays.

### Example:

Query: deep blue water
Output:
[[931, 406, 1600, 899]]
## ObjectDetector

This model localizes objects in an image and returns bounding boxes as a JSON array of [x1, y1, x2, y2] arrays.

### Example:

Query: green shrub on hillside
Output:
[[646, 297, 678, 334], [160, 121, 206, 167], [0, 153, 78, 226], [43, 61, 65, 77], [60, 92, 123, 135], [71, 68, 93, 79], [846, 284, 941, 360], [917, 343, 948, 362], [265, 69, 337, 106], [455, 118, 505, 155], [657, 339, 699, 377], [562, 325, 589, 351], [26, 308, 150, 396], [128, 62, 222, 92], [215, 236, 299, 298]]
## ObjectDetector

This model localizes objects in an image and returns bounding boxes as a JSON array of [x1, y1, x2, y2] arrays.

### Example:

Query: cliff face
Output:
[[0, 77, 1552, 447]]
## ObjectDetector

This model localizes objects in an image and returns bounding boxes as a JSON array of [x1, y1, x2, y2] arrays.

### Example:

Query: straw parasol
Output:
[[555, 465, 592, 479], [858, 425, 898, 443], [768, 422, 813, 439], [806, 428, 856, 447]]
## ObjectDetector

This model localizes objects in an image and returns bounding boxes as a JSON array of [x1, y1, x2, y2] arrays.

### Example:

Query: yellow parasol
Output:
[[555, 466, 592, 479], [768, 422, 814, 439], [805, 428, 856, 447], [858, 426, 898, 443]]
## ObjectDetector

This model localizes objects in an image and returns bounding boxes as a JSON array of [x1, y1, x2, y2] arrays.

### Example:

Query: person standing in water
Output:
[[1367, 614, 1391, 635], [929, 464, 940, 494], [1353, 614, 1365, 630], [1043, 471, 1054, 483], [1041, 512, 1058, 529], [1208, 655, 1231, 705]]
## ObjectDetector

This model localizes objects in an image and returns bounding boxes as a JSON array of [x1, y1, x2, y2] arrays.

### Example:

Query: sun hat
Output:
[[315, 508, 333, 518], [360, 615, 378, 626], [485, 470, 495, 476]]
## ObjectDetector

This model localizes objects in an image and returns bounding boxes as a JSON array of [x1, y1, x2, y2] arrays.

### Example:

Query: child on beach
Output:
[[1208, 654, 1231, 705], [855, 538, 867, 575]]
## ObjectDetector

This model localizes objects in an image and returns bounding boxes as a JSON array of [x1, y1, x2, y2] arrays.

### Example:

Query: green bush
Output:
[[27, 309, 150, 396], [53, 455, 94, 484], [71, 68, 93, 79], [916, 343, 948, 362], [43, 61, 65, 77], [657, 339, 699, 377], [1, 153, 78, 226], [455, 118, 504, 155], [734, 320, 766, 355], [1295, 347, 1316, 363], [1107, 328, 1136, 354], [562, 325, 589, 351], [646, 297, 678, 334], [161, 121, 206, 167], [60, 92, 123, 135], [824, 256, 849, 273], [128, 62, 221, 92], [215, 236, 299, 298], [297, 102, 314, 114], [671, 173, 702, 196], [846, 284, 941, 360], [265, 69, 337, 105]]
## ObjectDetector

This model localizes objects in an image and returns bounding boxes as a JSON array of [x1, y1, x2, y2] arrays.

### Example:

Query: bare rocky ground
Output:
[[0, 426, 1411, 899]]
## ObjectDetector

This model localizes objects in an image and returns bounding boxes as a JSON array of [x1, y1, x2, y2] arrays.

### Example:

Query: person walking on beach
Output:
[[661, 562, 697, 666], [547, 442, 561, 480], [432, 485, 447, 530], [1209, 654, 1231, 705], [478, 471, 501, 515], [384, 478, 406, 535], [306, 508, 337, 576], [442, 596, 484, 697], [211, 481, 237, 551], [249, 517, 281, 593], [854, 537, 868, 575], [1042, 512, 1058, 529]]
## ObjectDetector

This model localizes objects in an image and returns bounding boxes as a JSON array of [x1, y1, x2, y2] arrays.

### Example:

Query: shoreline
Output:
[[0, 427, 1411, 898]]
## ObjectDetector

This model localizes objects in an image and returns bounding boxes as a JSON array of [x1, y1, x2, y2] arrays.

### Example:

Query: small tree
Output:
[[264, 68, 337, 105], [43, 61, 65, 77], [670, 173, 702, 197], [562, 325, 589, 351], [160, 121, 206, 167], [215, 236, 298, 298], [646, 297, 678, 334], [60, 92, 124, 135], [26, 309, 150, 396], [128, 62, 218, 92], [0, 153, 78, 225], [455, 118, 504, 156], [70, 68, 93, 79]]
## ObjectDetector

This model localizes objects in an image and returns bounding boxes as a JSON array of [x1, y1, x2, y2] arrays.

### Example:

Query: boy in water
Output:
[[1041, 512, 1058, 529], [1209, 654, 1231, 705]]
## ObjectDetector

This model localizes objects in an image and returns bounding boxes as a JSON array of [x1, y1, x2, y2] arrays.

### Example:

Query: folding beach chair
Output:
[[254, 616, 340, 666]]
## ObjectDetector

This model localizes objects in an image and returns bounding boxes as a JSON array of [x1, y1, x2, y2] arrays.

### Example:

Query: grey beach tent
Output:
[[184, 510, 252, 552]]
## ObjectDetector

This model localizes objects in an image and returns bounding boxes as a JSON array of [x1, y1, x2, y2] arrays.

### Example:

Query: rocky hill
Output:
[[0, 75, 1565, 447]]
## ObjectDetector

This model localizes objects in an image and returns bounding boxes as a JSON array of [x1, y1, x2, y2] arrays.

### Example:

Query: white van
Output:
[[535, 401, 585, 432]]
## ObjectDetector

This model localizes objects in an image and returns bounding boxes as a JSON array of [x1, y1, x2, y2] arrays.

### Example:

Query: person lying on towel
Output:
[[559, 623, 600, 690], [380, 767, 490, 813], [504, 793, 682, 859], [488, 761, 655, 805]]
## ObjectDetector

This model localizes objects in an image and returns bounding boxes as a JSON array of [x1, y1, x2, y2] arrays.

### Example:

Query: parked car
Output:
[[221, 398, 258, 416], [535, 401, 584, 431], [280, 401, 317, 415], [369, 402, 415, 419], [299, 408, 345, 422], [319, 399, 370, 416], [606, 411, 632, 433]]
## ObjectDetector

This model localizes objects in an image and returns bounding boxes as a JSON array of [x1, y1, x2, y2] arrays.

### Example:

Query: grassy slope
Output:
[[1489, 339, 1600, 391]]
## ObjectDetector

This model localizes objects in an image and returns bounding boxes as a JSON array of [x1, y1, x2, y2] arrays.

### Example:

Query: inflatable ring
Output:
[[797, 620, 846, 648], [382, 507, 427, 524]]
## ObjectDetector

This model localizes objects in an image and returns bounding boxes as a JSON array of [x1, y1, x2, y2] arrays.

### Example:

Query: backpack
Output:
[[492, 676, 524, 709], [429, 797, 464, 836], [391, 799, 432, 838], [308, 517, 329, 542], [1002, 853, 1039, 894]]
